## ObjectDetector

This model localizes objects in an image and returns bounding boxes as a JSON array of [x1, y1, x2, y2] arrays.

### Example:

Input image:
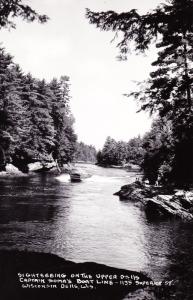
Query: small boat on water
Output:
[[70, 169, 81, 182]]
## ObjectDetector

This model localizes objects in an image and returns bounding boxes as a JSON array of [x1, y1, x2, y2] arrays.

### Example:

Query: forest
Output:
[[75, 142, 97, 163], [1, 0, 193, 189], [96, 136, 144, 167], [87, 0, 193, 187], [0, 47, 78, 172], [0, 47, 99, 172], [0, 1, 98, 173], [96, 117, 173, 185], [0, 1, 78, 172]]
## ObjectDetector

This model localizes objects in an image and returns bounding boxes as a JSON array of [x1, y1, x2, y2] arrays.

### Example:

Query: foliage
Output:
[[86, 0, 193, 186], [74, 142, 97, 163], [0, 0, 48, 30], [0, 48, 77, 172], [141, 118, 174, 184], [97, 136, 144, 166], [97, 137, 119, 166], [127, 136, 145, 165]]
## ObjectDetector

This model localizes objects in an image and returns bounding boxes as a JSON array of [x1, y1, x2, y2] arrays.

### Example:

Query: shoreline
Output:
[[114, 181, 193, 222], [0, 250, 157, 300], [96, 163, 141, 172]]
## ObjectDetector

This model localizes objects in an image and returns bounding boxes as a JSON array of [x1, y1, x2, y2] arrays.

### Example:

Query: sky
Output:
[[1, 0, 162, 149]]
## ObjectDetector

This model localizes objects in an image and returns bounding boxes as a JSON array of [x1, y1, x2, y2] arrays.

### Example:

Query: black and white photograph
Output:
[[0, 0, 193, 299]]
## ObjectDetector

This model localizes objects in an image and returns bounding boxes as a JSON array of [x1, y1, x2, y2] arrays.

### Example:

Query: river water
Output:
[[0, 164, 193, 284]]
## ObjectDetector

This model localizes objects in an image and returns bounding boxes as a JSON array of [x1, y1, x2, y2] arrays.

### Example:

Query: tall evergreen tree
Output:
[[141, 118, 174, 184], [0, 49, 21, 170], [75, 142, 97, 163], [0, 48, 77, 172], [0, 0, 48, 30], [97, 137, 119, 166], [49, 77, 77, 167], [127, 137, 145, 165], [86, 0, 193, 185]]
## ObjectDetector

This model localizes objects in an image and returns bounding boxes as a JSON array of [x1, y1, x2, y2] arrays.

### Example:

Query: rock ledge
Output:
[[114, 182, 193, 221]]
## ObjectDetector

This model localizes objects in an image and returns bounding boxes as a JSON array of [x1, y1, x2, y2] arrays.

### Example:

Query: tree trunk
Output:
[[0, 146, 6, 171]]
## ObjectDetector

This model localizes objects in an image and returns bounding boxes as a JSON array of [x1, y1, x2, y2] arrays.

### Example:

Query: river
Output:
[[0, 163, 193, 285]]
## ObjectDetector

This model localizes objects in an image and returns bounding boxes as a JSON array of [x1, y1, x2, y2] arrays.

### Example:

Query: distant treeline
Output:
[[97, 136, 144, 167], [0, 48, 77, 172], [75, 142, 97, 163], [97, 116, 184, 186]]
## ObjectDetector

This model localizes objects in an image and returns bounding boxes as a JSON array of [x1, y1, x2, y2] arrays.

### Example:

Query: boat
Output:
[[70, 169, 81, 182]]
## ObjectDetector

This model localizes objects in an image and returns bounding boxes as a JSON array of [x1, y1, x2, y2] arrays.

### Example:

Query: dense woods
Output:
[[0, 48, 77, 172], [97, 118, 176, 185], [75, 142, 97, 163], [97, 136, 144, 167], [1, 0, 193, 186], [87, 0, 193, 187], [0, 1, 106, 173]]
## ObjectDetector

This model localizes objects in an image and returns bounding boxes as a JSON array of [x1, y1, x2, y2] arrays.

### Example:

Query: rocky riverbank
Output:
[[96, 163, 140, 172], [0, 162, 74, 177], [0, 164, 26, 177], [0, 250, 158, 300], [114, 181, 193, 221]]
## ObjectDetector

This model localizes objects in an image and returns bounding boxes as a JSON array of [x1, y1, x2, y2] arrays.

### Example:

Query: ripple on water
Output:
[[0, 164, 192, 284]]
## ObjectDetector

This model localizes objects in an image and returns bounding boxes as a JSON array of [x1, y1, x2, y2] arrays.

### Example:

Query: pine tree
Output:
[[86, 0, 193, 185], [0, 48, 21, 170], [99, 137, 118, 165], [141, 118, 174, 184], [0, 0, 48, 30], [0, 47, 77, 172], [127, 137, 144, 165], [49, 77, 76, 167], [74, 142, 97, 163], [11, 75, 54, 171]]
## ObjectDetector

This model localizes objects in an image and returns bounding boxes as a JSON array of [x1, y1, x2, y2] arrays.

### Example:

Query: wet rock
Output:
[[6, 164, 23, 174], [28, 162, 43, 172], [114, 181, 153, 202], [185, 191, 193, 203], [0, 164, 25, 176], [28, 161, 57, 173], [146, 194, 193, 221], [115, 182, 193, 222]]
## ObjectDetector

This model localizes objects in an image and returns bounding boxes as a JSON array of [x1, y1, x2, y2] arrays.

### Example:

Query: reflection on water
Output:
[[0, 164, 193, 285]]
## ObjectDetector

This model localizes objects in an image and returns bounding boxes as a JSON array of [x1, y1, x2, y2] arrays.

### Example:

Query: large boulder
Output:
[[6, 164, 23, 174], [0, 164, 25, 177], [114, 182, 193, 222], [28, 161, 58, 173], [114, 181, 155, 202], [145, 193, 193, 221], [28, 162, 43, 172]]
